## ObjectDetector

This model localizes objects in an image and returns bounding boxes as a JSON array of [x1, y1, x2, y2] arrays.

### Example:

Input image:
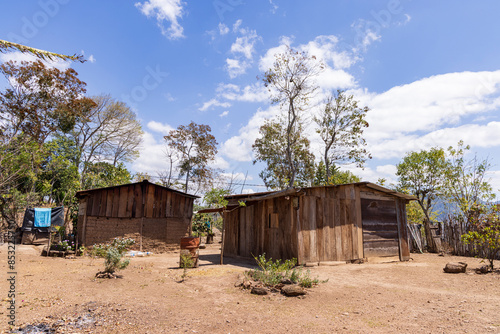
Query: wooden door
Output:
[[361, 199, 399, 257]]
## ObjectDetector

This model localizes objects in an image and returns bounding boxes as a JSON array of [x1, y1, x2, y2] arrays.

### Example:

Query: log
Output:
[[443, 262, 467, 273], [281, 285, 306, 297], [251, 286, 268, 295]]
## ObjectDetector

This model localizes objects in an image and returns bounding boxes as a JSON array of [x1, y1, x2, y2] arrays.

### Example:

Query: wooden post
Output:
[[140, 217, 144, 252], [220, 211, 225, 265], [81, 200, 88, 247], [47, 228, 51, 257]]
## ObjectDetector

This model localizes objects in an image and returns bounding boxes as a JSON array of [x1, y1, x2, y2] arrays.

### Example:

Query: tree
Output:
[[261, 46, 323, 187], [0, 39, 84, 63], [0, 60, 93, 145], [38, 136, 80, 206], [253, 118, 315, 190], [444, 141, 496, 225], [82, 162, 132, 190], [314, 90, 370, 183], [70, 95, 142, 185], [164, 122, 218, 193], [461, 205, 500, 270], [313, 161, 360, 186], [396, 148, 449, 253]]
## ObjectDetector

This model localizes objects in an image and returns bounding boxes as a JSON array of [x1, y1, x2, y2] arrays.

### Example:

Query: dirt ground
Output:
[[0, 243, 499, 334]]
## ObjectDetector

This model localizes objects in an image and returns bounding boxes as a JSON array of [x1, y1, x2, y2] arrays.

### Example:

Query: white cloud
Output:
[[210, 156, 230, 170], [216, 82, 268, 103], [488, 170, 500, 193], [132, 131, 169, 173], [369, 122, 500, 159], [269, 0, 278, 14], [199, 98, 232, 111], [350, 19, 382, 52], [0, 51, 71, 71], [219, 110, 229, 117], [232, 19, 242, 33], [88, 54, 96, 63], [224, 25, 262, 78], [147, 120, 174, 134], [221, 106, 279, 161], [135, 0, 185, 40], [225, 58, 249, 79], [218, 23, 229, 35], [364, 70, 500, 140], [230, 30, 260, 60]]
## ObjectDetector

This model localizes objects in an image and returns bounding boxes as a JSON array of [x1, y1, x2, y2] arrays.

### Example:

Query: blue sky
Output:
[[1, 0, 500, 195]]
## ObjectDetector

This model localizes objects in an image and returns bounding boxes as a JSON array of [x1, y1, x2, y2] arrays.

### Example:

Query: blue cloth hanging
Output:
[[34, 208, 52, 227]]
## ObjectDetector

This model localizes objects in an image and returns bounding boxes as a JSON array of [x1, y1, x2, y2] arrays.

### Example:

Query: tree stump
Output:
[[443, 262, 467, 273]]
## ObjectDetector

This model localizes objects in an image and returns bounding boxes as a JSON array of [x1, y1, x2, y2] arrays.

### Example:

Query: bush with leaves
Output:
[[461, 205, 500, 271], [247, 253, 325, 288], [91, 238, 135, 275]]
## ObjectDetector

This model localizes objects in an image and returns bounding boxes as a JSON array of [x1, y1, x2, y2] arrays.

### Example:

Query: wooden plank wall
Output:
[[396, 198, 411, 261], [297, 185, 363, 264], [223, 184, 410, 264], [84, 184, 194, 219], [223, 196, 298, 261]]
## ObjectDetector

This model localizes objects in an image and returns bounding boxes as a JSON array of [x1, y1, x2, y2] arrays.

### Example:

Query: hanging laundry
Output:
[[34, 208, 52, 227]]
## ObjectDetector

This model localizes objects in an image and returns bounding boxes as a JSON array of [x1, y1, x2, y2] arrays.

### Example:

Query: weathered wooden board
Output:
[[361, 198, 399, 257], [396, 199, 411, 261]]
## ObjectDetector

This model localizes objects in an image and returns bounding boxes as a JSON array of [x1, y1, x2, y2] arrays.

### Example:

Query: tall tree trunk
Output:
[[423, 217, 438, 253], [420, 200, 438, 253]]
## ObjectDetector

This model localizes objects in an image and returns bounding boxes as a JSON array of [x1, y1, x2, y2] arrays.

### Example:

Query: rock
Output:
[[475, 265, 489, 274], [242, 280, 252, 289], [443, 262, 467, 273], [280, 278, 293, 285], [281, 284, 306, 297], [234, 279, 244, 287], [251, 286, 268, 295]]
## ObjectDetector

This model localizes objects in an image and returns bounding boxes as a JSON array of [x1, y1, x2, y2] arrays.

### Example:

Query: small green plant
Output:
[[246, 253, 325, 289], [179, 252, 195, 282], [91, 238, 135, 276], [298, 269, 321, 288], [104, 247, 130, 273]]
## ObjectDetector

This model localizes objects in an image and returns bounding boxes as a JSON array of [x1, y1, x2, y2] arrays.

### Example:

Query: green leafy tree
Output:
[[164, 122, 218, 193], [444, 141, 496, 224], [253, 118, 315, 190], [461, 205, 500, 270], [261, 46, 323, 187], [396, 148, 449, 252], [38, 136, 80, 206], [82, 162, 132, 190], [314, 90, 370, 184], [313, 161, 361, 186]]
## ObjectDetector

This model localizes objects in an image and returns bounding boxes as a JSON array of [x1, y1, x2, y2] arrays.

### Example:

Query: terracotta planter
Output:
[[180, 236, 200, 249]]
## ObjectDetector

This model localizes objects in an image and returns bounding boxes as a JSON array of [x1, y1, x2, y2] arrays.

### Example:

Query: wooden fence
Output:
[[407, 219, 499, 260]]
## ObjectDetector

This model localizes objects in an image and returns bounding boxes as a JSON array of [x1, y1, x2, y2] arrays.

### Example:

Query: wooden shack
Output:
[[75, 180, 198, 250], [219, 182, 415, 264]]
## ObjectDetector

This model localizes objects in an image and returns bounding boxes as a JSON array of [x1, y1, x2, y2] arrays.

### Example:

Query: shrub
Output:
[[91, 238, 135, 275], [247, 253, 326, 288]]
